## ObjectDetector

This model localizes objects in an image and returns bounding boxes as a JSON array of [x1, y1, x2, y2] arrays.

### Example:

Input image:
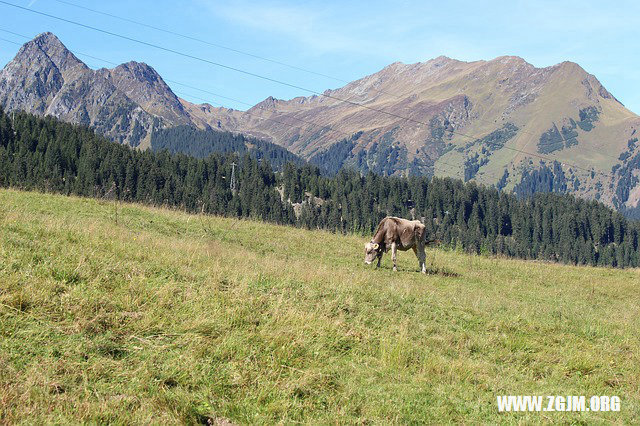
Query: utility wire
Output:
[[0, 9, 619, 184], [175, 89, 490, 182], [0, 27, 494, 182], [0, 29, 478, 181], [0, 36, 472, 181], [3, 24, 616, 166], [0, 35, 22, 46], [0, 0, 617, 181], [0, 34, 387, 167], [0, 28, 354, 142], [54, 0, 625, 164], [46, 1, 627, 165], [50, 0, 404, 100]]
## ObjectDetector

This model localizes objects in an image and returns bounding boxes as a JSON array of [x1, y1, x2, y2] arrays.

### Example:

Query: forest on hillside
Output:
[[151, 125, 306, 170], [0, 108, 638, 268]]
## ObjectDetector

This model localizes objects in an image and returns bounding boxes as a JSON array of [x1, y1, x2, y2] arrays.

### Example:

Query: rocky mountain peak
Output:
[[104, 61, 188, 124], [492, 55, 528, 64], [31, 31, 63, 49], [250, 96, 279, 111], [428, 55, 457, 65], [23, 32, 85, 73], [112, 61, 162, 84], [0, 32, 201, 146]]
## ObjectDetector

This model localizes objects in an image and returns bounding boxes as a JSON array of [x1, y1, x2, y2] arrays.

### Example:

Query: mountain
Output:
[[0, 32, 220, 148], [0, 32, 304, 166], [201, 56, 640, 211], [1, 33, 153, 147], [2, 33, 640, 212]]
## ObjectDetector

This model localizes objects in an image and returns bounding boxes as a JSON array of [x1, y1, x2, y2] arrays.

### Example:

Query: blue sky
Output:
[[0, 0, 639, 113]]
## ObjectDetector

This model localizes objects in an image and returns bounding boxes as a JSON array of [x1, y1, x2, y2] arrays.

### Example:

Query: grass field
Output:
[[1, 189, 639, 424]]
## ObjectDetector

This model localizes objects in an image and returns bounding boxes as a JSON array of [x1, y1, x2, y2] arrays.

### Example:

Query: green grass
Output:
[[1, 189, 639, 424]]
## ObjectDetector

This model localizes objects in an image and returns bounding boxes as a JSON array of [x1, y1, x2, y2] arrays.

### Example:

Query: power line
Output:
[[0, 34, 473, 181], [50, 0, 404, 101], [1, 13, 622, 166], [0, 35, 597, 187], [0, 34, 471, 181], [0, 28, 484, 182], [50, 0, 347, 84], [59, 0, 626, 169], [0, 35, 21, 46], [0, 28, 348, 140], [0, 16, 621, 187], [3, 25, 609, 168], [42, 1, 628, 165], [0, 28, 476, 180], [174, 88, 489, 182], [0, 0, 617, 182]]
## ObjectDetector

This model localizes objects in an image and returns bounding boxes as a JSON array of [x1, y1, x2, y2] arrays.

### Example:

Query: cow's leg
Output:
[[376, 251, 383, 268], [412, 246, 421, 273], [391, 242, 398, 272], [418, 243, 427, 274]]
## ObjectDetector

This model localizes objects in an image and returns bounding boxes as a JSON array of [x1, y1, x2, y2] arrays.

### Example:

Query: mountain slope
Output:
[[0, 32, 294, 158], [200, 56, 640, 209], [2, 33, 640, 210], [150, 125, 306, 169], [3, 107, 638, 268], [96, 61, 191, 127]]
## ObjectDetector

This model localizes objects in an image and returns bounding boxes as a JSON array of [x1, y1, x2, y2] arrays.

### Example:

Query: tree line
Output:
[[151, 125, 306, 170], [1, 108, 638, 268]]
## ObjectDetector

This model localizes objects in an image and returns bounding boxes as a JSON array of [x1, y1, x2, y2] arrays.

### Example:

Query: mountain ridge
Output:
[[1, 32, 640, 211], [0, 32, 207, 147], [202, 51, 640, 209]]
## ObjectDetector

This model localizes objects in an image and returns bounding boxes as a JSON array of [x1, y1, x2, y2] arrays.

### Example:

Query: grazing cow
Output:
[[364, 216, 428, 274]]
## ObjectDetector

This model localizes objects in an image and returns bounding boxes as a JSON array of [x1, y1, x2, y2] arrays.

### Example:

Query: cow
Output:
[[364, 216, 428, 274]]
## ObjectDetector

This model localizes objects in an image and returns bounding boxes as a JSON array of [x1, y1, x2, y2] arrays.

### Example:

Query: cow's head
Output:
[[364, 242, 380, 264]]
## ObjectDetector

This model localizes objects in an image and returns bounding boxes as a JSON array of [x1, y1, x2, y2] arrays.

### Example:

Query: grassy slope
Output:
[[1, 189, 639, 424]]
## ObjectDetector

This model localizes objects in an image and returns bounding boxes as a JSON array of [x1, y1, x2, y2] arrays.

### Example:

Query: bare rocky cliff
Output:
[[0, 32, 201, 147]]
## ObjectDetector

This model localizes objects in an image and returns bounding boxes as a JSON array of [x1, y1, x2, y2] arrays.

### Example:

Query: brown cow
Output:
[[364, 216, 428, 274]]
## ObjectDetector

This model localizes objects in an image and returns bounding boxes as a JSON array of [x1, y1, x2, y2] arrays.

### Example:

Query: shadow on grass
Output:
[[371, 265, 460, 277], [425, 266, 459, 277]]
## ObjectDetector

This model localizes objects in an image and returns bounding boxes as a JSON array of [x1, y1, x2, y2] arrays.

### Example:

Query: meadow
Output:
[[1, 189, 639, 424]]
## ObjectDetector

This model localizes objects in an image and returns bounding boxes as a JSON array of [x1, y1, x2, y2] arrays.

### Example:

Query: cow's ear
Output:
[[373, 243, 379, 250]]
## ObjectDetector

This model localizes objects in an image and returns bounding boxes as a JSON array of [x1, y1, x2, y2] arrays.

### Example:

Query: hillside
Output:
[[3, 33, 640, 211], [2, 109, 638, 268], [1, 189, 639, 423], [150, 125, 306, 169], [0, 32, 230, 148], [206, 57, 640, 210]]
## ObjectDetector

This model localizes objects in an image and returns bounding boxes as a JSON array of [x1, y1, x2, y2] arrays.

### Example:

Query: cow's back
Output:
[[384, 217, 424, 248]]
